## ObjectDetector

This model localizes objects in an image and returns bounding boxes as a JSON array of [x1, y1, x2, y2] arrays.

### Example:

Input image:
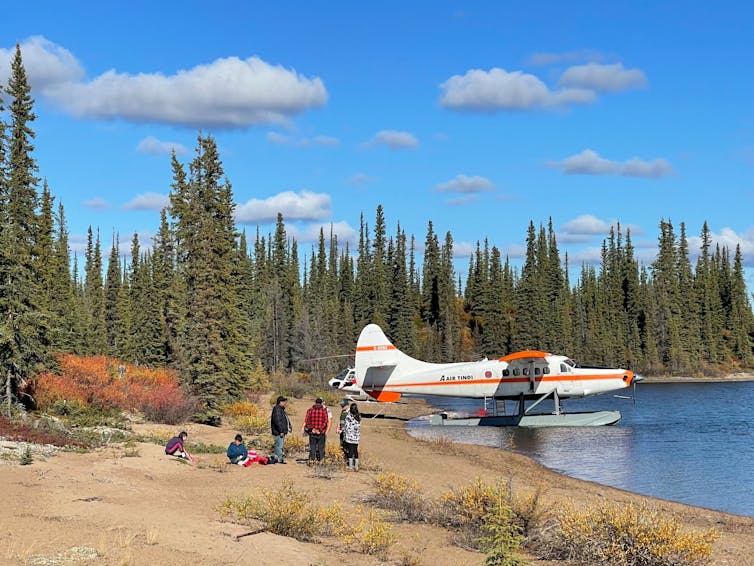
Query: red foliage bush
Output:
[[0, 416, 88, 448], [29, 355, 198, 424]]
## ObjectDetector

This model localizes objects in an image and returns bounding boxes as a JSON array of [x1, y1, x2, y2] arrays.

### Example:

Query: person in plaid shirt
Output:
[[303, 397, 330, 463]]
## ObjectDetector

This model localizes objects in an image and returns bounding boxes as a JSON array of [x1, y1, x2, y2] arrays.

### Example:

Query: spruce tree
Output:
[[0, 45, 51, 414], [169, 135, 253, 423]]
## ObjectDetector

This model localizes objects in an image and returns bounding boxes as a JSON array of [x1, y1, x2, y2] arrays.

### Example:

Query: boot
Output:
[[353, 458, 359, 471], [347, 458, 354, 469]]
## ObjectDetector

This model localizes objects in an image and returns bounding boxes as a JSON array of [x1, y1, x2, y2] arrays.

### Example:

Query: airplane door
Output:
[[528, 362, 535, 391]]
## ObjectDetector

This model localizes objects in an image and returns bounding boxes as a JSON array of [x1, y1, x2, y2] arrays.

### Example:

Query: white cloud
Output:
[[0, 36, 84, 94], [136, 136, 187, 155], [312, 135, 339, 146], [551, 149, 620, 175], [439, 67, 596, 111], [445, 196, 481, 206], [569, 247, 606, 265], [122, 192, 170, 211], [526, 49, 607, 66], [287, 221, 357, 245], [435, 174, 495, 193], [267, 132, 291, 145], [548, 149, 675, 178], [346, 173, 376, 186], [688, 227, 754, 267], [453, 241, 475, 258], [235, 190, 332, 224], [82, 197, 109, 209], [559, 63, 647, 92], [621, 157, 675, 178], [364, 130, 418, 149], [561, 214, 612, 235], [6, 36, 328, 129]]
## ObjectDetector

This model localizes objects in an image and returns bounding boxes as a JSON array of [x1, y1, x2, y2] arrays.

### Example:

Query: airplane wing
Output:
[[498, 350, 550, 363]]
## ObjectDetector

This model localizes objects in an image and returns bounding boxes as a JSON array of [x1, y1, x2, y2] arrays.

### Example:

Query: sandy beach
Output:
[[2, 396, 753, 565]]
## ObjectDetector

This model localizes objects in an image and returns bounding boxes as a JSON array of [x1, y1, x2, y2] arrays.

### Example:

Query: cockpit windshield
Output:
[[564, 358, 576, 367], [334, 367, 352, 380]]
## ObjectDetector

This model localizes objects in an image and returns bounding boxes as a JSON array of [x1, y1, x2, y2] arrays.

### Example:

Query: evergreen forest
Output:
[[2, 46, 753, 423]]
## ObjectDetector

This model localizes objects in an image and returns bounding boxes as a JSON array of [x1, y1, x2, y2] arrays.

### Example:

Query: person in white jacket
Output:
[[343, 403, 361, 471]]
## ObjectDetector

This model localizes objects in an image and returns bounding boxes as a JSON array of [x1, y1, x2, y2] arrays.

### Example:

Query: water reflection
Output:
[[406, 382, 754, 518]]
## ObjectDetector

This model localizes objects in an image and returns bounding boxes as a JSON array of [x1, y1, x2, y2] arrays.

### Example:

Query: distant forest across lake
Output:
[[2, 45, 753, 422]]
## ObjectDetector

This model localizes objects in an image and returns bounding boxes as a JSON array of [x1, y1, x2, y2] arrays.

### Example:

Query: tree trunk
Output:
[[5, 369, 13, 418]]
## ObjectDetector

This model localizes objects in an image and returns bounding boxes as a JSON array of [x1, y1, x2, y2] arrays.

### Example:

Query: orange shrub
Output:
[[30, 354, 198, 424]]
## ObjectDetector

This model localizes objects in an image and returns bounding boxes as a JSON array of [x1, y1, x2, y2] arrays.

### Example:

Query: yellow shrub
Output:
[[285, 434, 307, 453], [217, 481, 343, 542], [440, 477, 499, 528], [233, 415, 268, 435], [368, 472, 427, 522], [341, 508, 396, 557], [223, 401, 260, 418], [555, 501, 718, 566]]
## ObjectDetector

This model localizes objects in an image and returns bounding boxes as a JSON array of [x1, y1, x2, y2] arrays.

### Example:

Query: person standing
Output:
[[344, 403, 361, 471], [270, 396, 292, 464], [336, 399, 350, 462], [303, 397, 329, 463]]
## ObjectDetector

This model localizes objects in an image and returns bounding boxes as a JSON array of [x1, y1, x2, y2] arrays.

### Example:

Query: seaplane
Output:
[[353, 324, 643, 427], [328, 367, 371, 400]]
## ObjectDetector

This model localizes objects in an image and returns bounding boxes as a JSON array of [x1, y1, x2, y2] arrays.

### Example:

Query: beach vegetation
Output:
[[545, 501, 718, 566], [217, 481, 342, 542], [365, 471, 431, 522], [340, 508, 396, 557]]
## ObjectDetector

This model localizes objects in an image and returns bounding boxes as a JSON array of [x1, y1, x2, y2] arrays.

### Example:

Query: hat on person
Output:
[[339, 399, 349, 407], [276, 395, 287, 403], [315, 397, 323, 404]]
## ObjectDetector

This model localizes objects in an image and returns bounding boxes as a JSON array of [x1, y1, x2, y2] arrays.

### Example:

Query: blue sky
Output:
[[1, 2, 753, 283]]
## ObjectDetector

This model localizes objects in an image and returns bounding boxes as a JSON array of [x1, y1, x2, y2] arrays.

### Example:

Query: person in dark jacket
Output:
[[227, 434, 251, 466], [270, 396, 292, 464]]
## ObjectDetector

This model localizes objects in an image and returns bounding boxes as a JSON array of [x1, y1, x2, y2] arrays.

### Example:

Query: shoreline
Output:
[[2, 394, 753, 565], [372, 394, 754, 521], [641, 373, 754, 383]]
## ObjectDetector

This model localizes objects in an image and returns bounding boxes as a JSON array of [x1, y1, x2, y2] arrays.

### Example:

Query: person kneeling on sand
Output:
[[165, 431, 193, 461], [227, 434, 252, 467]]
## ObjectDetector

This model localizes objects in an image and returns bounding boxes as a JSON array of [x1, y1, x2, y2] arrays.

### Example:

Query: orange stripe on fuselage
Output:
[[356, 345, 397, 352], [374, 373, 627, 389]]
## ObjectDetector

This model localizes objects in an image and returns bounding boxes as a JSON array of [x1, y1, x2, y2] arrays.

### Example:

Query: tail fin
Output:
[[354, 324, 403, 402]]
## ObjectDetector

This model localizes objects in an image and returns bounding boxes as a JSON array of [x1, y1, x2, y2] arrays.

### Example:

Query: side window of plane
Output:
[[534, 367, 541, 375], [502, 369, 510, 376], [512, 368, 520, 376], [560, 363, 568, 373], [543, 367, 550, 374], [523, 368, 529, 376]]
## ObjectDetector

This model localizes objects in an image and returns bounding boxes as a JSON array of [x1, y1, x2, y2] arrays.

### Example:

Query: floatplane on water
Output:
[[346, 323, 643, 427]]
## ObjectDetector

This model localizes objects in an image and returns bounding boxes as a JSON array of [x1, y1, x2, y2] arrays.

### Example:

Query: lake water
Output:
[[406, 381, 754, 518]]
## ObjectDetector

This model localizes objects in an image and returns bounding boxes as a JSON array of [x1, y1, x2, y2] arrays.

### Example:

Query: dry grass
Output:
[[364, 471, 431, 522], [544, 501, 719, 566]]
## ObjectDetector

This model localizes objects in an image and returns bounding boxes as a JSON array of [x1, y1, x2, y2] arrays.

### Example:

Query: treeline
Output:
[[2, 46, 753, 422]]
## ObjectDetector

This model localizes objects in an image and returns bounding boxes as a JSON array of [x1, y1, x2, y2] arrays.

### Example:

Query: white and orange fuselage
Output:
[[354, 324, 640, 403]]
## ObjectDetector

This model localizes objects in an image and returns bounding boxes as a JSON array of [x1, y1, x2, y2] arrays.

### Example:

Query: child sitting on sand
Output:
[[165, 431, 193, 461], [227, 434, 269, 467], [227, 434, 251, 466]]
